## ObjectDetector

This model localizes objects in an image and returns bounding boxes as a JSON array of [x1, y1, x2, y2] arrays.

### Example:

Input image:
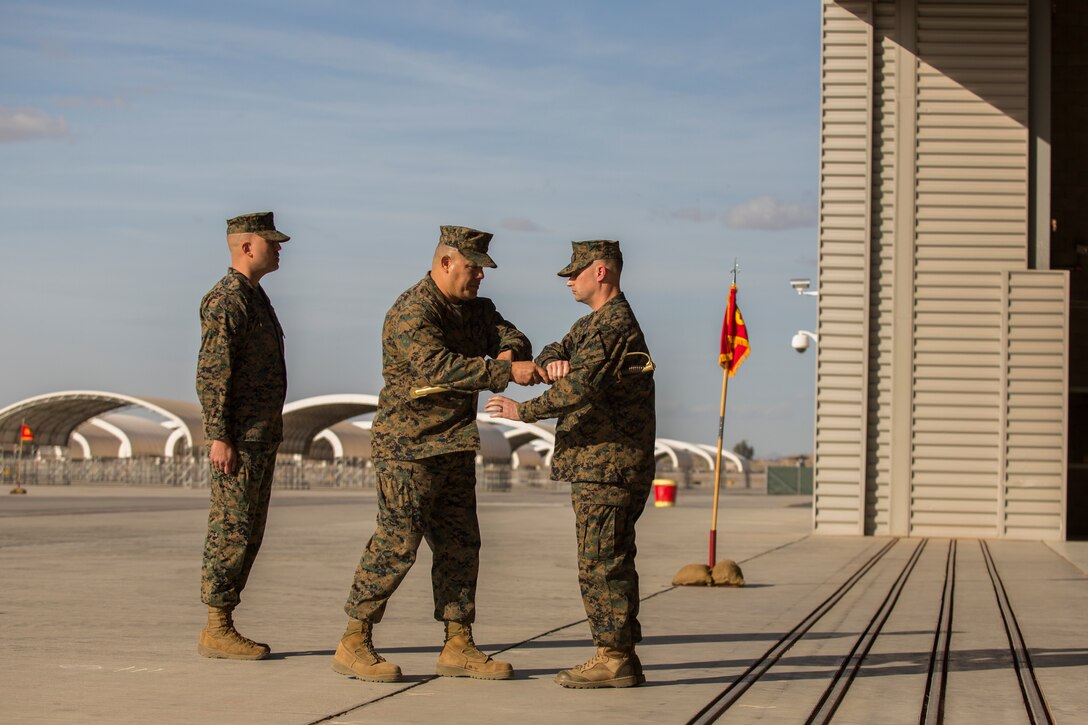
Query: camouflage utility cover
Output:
[[557, 239, 623, 277], [196, 269, 287, 443], [370, 274, 531, 461], [518, 293, 655, 483], [226, 211, 290, 242], [439, 225, 496, 268]]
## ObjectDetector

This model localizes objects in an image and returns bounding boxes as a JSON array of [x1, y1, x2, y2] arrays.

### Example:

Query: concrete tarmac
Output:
[[1, 484, 1085, 724]]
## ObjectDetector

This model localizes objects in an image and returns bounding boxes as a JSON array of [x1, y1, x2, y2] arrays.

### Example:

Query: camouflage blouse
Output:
[[518, 293, 656, 484], [371, 274, 532, 461], [196, 269, 287, 444]]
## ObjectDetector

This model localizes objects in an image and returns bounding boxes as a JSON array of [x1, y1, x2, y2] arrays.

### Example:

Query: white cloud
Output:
[[724, 196, 816, 230], [0, 107, 69, 142]]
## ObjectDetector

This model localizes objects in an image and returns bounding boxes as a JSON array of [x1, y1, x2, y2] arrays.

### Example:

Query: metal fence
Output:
[[766, 465, 813, 495], [3, 456, 565, 491], [3, 455, 757, 492], [5, 456, 209, 487]]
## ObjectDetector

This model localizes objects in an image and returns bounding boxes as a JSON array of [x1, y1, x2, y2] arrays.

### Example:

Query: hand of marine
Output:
[[485, 396, 521, 421], [545, 360, 571, 382], [510, 361, 547, 386], [209, 439, 239, 475]]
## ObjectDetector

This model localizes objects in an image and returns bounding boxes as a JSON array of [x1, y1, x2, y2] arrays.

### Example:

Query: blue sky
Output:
[[0, 1, 820, 457]]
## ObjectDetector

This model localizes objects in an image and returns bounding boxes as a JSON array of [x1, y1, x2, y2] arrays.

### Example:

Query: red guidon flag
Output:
[[719, 283, 750, 377], [20, 424, 34, 442]]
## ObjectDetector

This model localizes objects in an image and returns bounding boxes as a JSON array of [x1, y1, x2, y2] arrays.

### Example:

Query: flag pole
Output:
[[709, 368, 730, 567], [675, 260, 748, 587], [709, 261, 739, 567]]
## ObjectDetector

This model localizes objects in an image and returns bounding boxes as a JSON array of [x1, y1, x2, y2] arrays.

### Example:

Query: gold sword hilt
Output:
[[618, 351, 655, 377], [409, 384, 471, 399]]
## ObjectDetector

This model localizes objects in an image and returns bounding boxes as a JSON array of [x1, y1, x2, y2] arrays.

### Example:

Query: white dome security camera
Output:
[[791, 332, 810, 353]]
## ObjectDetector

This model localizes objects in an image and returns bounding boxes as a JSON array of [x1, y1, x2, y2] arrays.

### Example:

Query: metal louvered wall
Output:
[[815, 0, 1069, 540], [864, 0, 900, 536], [1003, 271, 1068, 538], [909, 0, 1029, 537], [816, 0, 874, 535]]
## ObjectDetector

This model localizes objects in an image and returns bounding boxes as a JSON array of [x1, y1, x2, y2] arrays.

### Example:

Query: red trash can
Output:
[[652, 478, 677, 507]]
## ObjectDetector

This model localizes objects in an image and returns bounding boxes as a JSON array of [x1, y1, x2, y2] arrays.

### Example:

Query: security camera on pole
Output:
[[790, 278, 818, 296], [792, 330, 818, 353]]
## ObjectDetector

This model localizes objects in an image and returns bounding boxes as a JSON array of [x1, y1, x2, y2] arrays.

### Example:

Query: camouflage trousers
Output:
[[345, 451, 481, 624], [571, 479, 653, 648], [200, 442, 278, 609]]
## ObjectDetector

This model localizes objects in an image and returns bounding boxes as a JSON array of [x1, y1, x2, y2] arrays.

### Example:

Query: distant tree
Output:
[[733, 440, 755, 460]]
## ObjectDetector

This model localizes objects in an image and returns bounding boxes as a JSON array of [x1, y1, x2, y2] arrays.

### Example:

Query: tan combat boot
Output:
[[554, 646, 645, 688], [197, 606, 270, 660], [331, 619, 402, 682], [435, 622, 514, 680]]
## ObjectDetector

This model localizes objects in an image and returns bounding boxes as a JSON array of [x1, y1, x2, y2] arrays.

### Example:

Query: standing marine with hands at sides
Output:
[[333, 225, 545, 683], [486, 239, 656, 689], [196, 212, 290, 661]]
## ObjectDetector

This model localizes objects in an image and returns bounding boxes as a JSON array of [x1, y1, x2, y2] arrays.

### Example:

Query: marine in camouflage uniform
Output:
[[333, 226, 542, 683], [196, 211, 289, 661], [486, 240, 655, 689]]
